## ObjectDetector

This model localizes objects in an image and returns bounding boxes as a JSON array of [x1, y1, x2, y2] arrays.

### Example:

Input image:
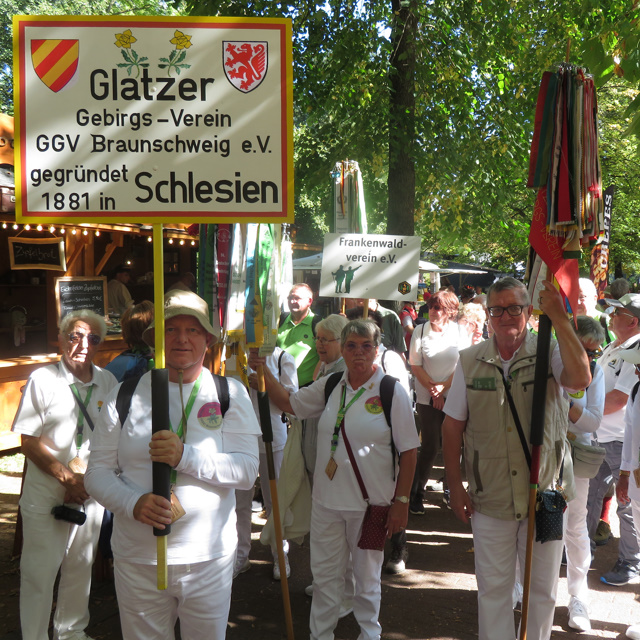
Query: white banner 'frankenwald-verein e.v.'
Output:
[[320, 233, 421, 301]]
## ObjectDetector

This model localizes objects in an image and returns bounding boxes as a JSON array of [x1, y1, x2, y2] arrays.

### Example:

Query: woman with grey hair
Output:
[[249, 319, 418, 640], [561, 314, 605, 632], [11, 309, 117, 640]]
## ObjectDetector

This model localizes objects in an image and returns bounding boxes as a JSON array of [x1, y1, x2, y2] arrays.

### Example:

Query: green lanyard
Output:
[[69, 383, 94, 451], [169, 372, 202, 484], [329, 384, 366, 458]]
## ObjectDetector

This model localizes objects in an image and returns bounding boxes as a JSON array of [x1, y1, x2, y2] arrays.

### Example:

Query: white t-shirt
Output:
[[85, 370, 261, 565], [444, 343, 565, 421], [567, 363, 605, 446], [377, 346, 411, 395], [247, 347, 298, 453], [621, 383, 640, 501], [409, 321, 465, 405], [289, 366, 419, 511], [12, 360, 117, 513], [597, 336, 640, 443]]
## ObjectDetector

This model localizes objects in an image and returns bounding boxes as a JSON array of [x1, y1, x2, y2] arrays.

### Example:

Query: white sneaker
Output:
[[233, 556, 251, 579], [568, 596, 591, 632], [304, 584, 313, 597], [627, 623, 640, 639], [273, 554, 290, 580]]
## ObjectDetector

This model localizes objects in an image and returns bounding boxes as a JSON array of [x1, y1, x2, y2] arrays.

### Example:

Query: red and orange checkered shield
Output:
[[31, 39, 79, 92]]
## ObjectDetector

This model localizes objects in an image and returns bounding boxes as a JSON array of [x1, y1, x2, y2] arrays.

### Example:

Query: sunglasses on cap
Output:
[[67, 332, 101, 346]]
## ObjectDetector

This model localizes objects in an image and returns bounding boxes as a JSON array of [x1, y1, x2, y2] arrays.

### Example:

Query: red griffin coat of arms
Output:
[[31, 39, 79, 92], [223, 41, 268, 93]]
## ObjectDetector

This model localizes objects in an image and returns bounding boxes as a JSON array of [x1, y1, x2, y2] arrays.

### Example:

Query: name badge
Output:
[[471, 377, 496, 391]]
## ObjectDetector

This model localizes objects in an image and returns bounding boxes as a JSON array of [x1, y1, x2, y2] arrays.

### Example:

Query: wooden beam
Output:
[[95, 233, 123, 275]]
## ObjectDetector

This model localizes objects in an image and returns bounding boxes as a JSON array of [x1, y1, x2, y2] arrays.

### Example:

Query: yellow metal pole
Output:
[[152, 223, 168, 590]]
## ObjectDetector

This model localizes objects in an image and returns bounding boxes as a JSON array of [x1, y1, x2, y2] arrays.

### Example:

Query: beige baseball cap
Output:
[[143, 290, 217, 346]]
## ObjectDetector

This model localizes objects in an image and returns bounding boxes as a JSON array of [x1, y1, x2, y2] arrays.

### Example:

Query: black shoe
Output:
[[601, 559, 640, 586], [409, 496, 425, 515], [386, 546, 408, 574]]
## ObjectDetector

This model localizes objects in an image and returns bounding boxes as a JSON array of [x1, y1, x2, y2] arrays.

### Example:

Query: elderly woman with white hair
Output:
[[250, 319, 418, 640], [12, 309, 118, 640]]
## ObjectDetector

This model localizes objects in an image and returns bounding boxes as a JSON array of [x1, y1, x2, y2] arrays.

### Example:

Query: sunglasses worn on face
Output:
[[344, 341, 375, 353], [68, 332, 101, 346], [488, 305, 526, 318], [612, 308, 635, 318], [586, 348, 602, 359]]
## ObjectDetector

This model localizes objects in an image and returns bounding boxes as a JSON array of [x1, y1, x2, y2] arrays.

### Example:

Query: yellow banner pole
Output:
[[152, 223, 168, 590]]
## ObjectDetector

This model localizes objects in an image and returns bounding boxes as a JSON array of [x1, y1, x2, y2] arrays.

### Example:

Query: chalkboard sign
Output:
[[9, 237, 66, 271], [55, 276, 107, 321]]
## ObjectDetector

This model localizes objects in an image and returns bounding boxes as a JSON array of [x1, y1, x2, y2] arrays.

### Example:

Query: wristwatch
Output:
[[395, 495, 409, 504]]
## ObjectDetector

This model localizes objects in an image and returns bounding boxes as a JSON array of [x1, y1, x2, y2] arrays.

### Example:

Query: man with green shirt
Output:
[[277, 283, 320, 387]]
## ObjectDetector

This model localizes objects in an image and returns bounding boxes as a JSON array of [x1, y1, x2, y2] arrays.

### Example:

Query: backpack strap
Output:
[[116, 374, 143, 427], [380, 374, 398, 479], [324, 371, 343, 404], [213, 374, 229, 417]]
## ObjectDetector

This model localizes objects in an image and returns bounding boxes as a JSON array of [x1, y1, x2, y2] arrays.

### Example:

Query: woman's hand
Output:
[[386, 500, 409, 537]]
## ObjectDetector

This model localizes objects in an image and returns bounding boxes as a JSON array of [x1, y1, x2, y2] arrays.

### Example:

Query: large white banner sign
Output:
[[319, 233, 421, 301], [13, 15, 293, 224]]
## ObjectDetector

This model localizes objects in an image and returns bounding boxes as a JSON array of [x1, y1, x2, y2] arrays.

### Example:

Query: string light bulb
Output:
[[60, 228, 66, 234], [12, 224, 18, 230], [2, 222, 6, 229], [24, 224, 31, 230], [179, 239, 185, 245], [83, 229, 88, 235], [37, 224, 43, 231], [95, 230, 100, 236], [49, 225, 55, 233], [71, 228, 77, 235], [147, 236, 152, 243], [191, 240, 195, 246], [168, 238, 173, 244]]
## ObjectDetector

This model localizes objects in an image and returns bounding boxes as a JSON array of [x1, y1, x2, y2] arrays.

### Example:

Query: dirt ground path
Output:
[[1, 458, 639, 639]]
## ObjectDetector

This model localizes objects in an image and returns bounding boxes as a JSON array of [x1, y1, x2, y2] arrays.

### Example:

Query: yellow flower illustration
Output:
[[115, 29, 137, 49], [170, 30, 192, 50]]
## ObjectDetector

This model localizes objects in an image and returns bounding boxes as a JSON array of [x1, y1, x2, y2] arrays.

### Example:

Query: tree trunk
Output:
[[386, 0, 417, 237]]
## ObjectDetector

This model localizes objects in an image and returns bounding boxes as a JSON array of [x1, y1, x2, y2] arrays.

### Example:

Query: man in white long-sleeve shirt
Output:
[[85, 291, 261, 640]]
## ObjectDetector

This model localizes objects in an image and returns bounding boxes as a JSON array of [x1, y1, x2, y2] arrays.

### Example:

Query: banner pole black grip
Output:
[[151, 368, 171, 538], [529, 314, 552, 449]]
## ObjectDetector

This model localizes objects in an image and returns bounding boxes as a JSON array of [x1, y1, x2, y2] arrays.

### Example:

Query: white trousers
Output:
[[20, 498, 104, 640], [309, 501, 383, 640], [563, 477, 591, 602], [235, 449, 287, 561], [472, 511, 563, 640], [114, 554, 234, 640]]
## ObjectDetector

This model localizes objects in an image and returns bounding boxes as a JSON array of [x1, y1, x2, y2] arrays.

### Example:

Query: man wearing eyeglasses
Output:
[[12, 310, 118, 640], [442, 277, 590, 640], [585, 293, 640, 587]]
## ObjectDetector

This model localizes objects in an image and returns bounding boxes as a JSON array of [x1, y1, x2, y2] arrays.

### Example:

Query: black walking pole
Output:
[[151, 367, 171, 590]]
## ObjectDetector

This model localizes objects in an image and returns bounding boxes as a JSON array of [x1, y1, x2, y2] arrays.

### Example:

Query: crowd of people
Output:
[[10, 274, 640, 640]]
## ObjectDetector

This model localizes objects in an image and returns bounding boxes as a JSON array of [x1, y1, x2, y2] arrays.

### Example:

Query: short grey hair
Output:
[[487, 277, 530, 306], [610, 278, 631, 300], [340, 319, 381, 347], [315, 314, 348, 339], [59, 310, 107, 340], [459, 303, 487, 328], [575, 315, 605, 344]]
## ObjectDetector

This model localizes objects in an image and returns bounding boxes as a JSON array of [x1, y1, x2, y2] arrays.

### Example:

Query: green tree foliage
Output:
[[0, 0, 183, 114]]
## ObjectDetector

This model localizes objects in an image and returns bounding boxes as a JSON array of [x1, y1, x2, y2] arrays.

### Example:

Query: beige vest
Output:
[[459, 332, 574, 521]]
